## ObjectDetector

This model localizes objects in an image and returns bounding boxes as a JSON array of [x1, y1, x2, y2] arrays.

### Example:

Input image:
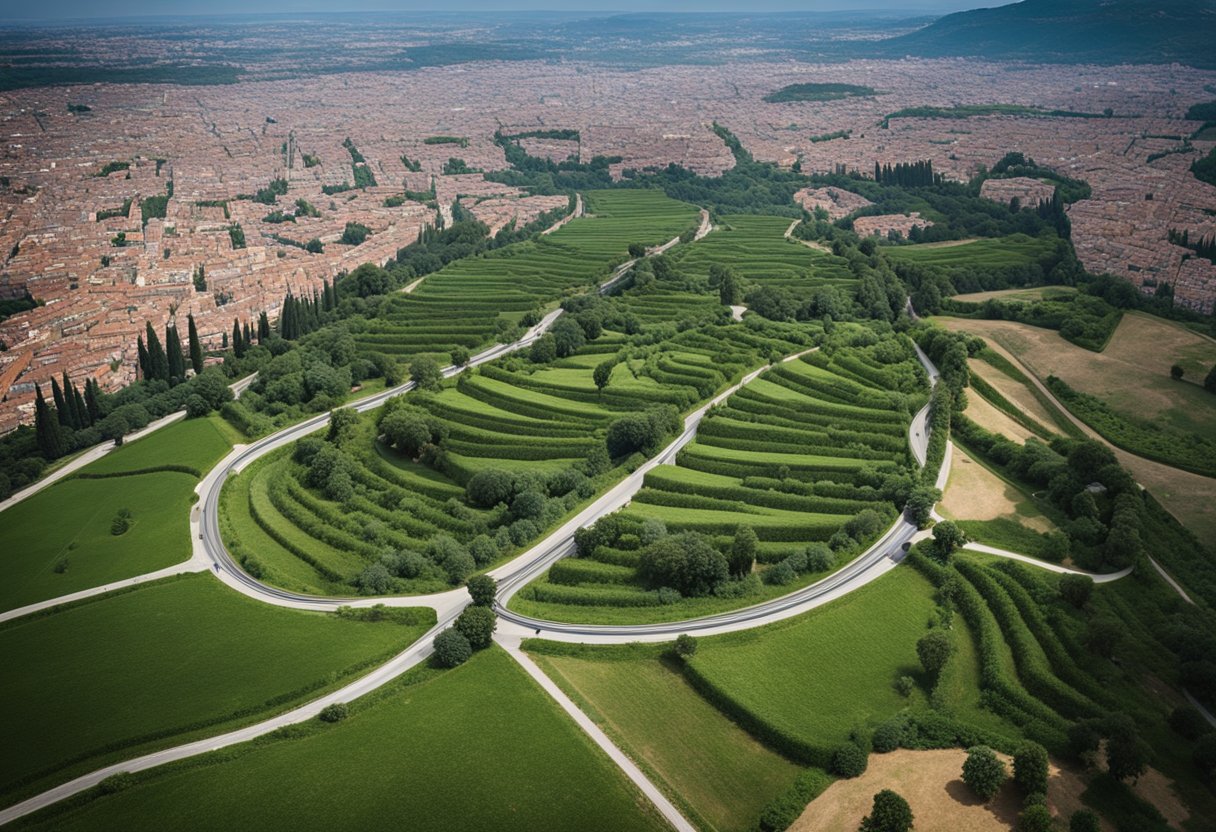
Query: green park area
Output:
[[13, 648, 667, 832], [0, 574, 433, 804]]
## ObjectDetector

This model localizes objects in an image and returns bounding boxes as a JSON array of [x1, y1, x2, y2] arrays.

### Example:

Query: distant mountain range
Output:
[[875, 0, 1216, 69]]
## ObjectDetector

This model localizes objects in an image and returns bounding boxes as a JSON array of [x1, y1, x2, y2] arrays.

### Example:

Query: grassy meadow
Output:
[[13, 649, 669, 832], [0, 574, 432, 804]]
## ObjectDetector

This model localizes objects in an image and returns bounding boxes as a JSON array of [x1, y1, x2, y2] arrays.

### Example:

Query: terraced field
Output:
[[510, 328, 928, 623], [668, 214, 854, 302], [353, 190, 700, 362], [884, 233, 1061, 270], [223, 301, 812, 597]]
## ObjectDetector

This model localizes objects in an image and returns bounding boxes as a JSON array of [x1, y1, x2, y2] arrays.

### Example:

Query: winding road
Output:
[[0, 239, 1147, 829]]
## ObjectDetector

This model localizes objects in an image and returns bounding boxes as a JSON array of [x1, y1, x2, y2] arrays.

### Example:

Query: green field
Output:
[[510, 328, 923, 623], [885, 234, 1059, 269], [0, 574, 433, 804], [354, 190, 699, 362], [83, 415, 238, 476], [529, 643, 803, 832], [683, 567, 938, 756], [0, 416, 236, 612], [669, 214, 854, 303], [15, 649, 668, 832]]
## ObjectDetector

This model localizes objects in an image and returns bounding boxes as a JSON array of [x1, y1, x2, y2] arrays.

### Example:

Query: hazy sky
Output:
[[2, 0, 995, 23]]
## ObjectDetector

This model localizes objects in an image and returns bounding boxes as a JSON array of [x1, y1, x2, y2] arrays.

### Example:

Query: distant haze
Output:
[[2, 0, 999, 23]]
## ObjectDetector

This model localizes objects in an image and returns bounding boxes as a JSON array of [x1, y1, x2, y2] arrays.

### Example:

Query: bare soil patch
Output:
[[966, 358, 1061, 433], [964, 387, 1044, 443], [910, 237, 980, 249], [941, 446, 1053, 532], [952, 285, 1071, 303], [944, 320, 1216, 542], [792, 749, 1098, 832]]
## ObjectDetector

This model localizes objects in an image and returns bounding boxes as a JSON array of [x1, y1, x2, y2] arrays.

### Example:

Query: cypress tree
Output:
[[187, 314, 204, 374], [137, 335, 149, 380], [232, 319, 246, 358], [71, 381, 89, 428], [62, 372, 83, 429], [34, 384, 65, 459], [146, 322, 169, 381], [258, 311, 270, 343], [166, 323, 186, 383], [243, 321, 253, 348], [281, 294, 296, 340], [84, 378, 102, 425], [50, 376, 69, 426]]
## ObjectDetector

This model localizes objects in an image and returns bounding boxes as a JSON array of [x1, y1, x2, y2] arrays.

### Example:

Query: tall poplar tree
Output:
[[166, 323, 186, 383], [187, 313, 204, 374], [145, 322, 169, 381], [34, 384, 65, 459]]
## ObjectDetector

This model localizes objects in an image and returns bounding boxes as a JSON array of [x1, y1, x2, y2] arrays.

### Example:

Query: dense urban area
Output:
[[1, 3, 1215, 832]]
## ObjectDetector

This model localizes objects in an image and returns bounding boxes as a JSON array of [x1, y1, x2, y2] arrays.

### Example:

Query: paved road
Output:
[[497, 636, 696, 832], [2, 285, 1146, 826], [0, 373, 255, 515]]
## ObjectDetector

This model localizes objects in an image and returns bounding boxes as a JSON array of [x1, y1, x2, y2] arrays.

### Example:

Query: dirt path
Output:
[[783, 219, 832, 253], [971, 338, 1216, 545], [541, 192, 584, 236], [910, 237, 980, 249]]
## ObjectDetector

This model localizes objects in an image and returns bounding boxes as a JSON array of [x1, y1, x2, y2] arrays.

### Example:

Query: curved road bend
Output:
[[0, 373, 256, 515], [0, 305, 1137, 826]]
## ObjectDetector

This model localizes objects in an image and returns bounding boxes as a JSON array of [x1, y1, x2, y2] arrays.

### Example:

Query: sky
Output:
[[1, 0, 994, 23]]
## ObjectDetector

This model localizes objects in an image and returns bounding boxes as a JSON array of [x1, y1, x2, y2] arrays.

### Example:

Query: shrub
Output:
[[860, 789, 913, 832], [110, 512, 131, 535], [433, 628, 472, 667], [97, 772, 137, 795], [916, 629, 953, 677], [871, 717, 907, 753], [895, 675, 916, 698], [831, 742, 868, 778], [1170, 364, 1184, 380], [1168, 706, 1212, 740], [511, 489, 546, 520], [442, 550, 476, 584], [639, 518, 667, 546], [466, 468, 515, 508], [806, 542, 835, 572], [1104, 717, 1147, 782], [53, 557, 69, 574], [1013, 742, 1050, 795], [319, 702, 349, 723], [730, 525, 758, 576], [931, 520, 966, 561], [466, 574, 497, 607], [409, 357, 443, 391], [355, 563, 393, 595], [1193, 733, 1216, 775], [1017, 804, 1054, 832], [674, 634, 698, 658], [905, 486, 939, 529], [454, 606, 496, 649], [757, 769, 831, 832], [1070, 809, 1100, 832], [1058, 573, 1093, 609], [962, 746, 1007, 801], [764, 560, 796, 586], [637, 532, 728, 597]]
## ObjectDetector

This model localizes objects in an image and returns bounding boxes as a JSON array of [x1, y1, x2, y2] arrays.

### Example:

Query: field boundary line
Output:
[[497, 635, 696, 832]]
